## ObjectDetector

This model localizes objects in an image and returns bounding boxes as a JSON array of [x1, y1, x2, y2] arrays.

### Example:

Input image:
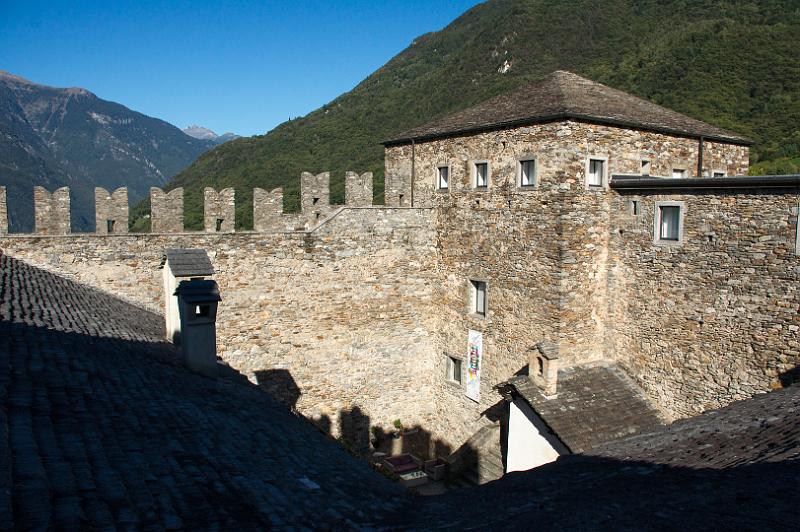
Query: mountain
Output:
[[0, 71, 216, 232], [132, 0, 800, 230], [183, 125, 240, 144]]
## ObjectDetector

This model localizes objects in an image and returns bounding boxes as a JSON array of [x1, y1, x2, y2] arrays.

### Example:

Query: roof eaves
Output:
[[382, 113, 752, 147], [611, 174, 800, 190]]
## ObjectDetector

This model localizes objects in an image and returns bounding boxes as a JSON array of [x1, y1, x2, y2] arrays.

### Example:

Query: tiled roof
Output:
[[384, 71, 750, 145], [0, 254, 405, 530], [399, 383, 800, 530], [502, 363, 665, 453], [163, 248, 215, 277]]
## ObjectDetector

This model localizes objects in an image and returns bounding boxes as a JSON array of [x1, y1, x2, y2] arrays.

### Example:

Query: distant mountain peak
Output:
[[183, 125, 240, 144]]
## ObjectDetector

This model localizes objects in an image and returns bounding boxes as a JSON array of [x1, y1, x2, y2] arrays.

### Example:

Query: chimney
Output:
[[530, 341, 559, 398], [174, 279, 221, 378]]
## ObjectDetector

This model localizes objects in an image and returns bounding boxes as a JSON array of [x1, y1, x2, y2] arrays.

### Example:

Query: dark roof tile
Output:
[[384, 71, 750, 145]]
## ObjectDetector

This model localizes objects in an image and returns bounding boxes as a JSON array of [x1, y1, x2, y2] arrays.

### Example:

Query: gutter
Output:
[[610, 174, 800, 190]]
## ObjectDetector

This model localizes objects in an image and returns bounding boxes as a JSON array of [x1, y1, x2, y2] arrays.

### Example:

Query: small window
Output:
[[470, 279, 487, 316], [588, 158, 605, 187], [398, 193, 405, 206], [536, 356, 544, 376], [629, 200, 640, 216], [474, 162, 489, 189], [106, 219, 115, 233], [641, 160, 651, 175], [671, 168, 686, 179], [437, 166, 449, 190], [658, 205, 681, 241], [713, 171, 726, 178], [446, 356, 462, 384], [312, 197, 320, 205], [194, 305, 210, 317], [215, 218, 224, 232], [520, 159, 536, 187]]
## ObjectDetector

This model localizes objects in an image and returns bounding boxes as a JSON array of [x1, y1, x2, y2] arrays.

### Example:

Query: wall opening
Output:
[[106, 219, 116, 233], [215, 218, 224, 232]]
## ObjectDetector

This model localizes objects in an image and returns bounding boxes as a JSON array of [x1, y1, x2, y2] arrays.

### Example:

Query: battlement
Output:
[[34, 186, 71, 235], [0, 171, 379, 235]]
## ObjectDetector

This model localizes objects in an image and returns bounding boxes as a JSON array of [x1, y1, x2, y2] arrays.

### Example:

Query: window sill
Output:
[[472, 187, 489, 192], [435, 188, 450, 194], [517, 185, 538, 191], [467, 312, 487, 321]]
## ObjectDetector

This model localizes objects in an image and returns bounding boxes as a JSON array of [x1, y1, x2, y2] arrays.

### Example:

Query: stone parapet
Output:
[[345, 171, 373, 206], [0, 186, 6, 235], [34, 186, 71, 235], [253, 187, 284, 232]]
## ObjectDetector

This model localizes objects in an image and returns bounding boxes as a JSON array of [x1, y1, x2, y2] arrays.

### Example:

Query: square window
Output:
[[446, 356, 462, 384], [641, 160, 651, 175], [713, 171, 726, 178], [588, 158, 605, 187], [474, 162, 489, 188], [520, 159, 536, 187], [671, 168, 686, 179], [437, 166, 449, 190], [658, 205, 681, 241], [470, 279, 487, 316]]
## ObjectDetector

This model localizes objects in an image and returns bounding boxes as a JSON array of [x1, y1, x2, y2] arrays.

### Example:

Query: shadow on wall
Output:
[[254, 368, 302, 410], [779, 365, 800, 388]]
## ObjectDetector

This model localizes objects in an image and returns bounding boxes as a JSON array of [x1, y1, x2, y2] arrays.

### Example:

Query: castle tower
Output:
[[151, 187, 184, 233], [204, 187, 235, 232], [253, 187, 284, 232], [95, 187, 128, 234], [345, 171, 373, 206]]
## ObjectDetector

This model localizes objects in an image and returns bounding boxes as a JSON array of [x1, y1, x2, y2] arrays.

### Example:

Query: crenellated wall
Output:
[[346, 171, 373, 206], [0, 206, 439, 442], [95, 187, 129, 234]]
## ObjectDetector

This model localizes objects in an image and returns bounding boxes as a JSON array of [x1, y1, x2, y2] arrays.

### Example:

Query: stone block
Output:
[[204, 188, 235, 233], [150, 188, 183, 233], [95, 187, 128, 234]]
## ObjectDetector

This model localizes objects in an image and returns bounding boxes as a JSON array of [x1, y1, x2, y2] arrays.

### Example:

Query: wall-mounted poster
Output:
[[466, 329, 483, 402]]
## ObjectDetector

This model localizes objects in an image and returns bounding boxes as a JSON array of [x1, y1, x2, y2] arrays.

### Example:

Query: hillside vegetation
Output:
[[134, 0, 800, 230]]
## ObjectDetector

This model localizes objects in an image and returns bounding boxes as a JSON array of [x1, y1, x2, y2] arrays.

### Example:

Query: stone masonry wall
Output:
[[607, 188, 800, 418], [0, 186, 6, 235], [385, 120, 752, 449], [204, 187, 235, 232], [0, 207, 439, 442], [301, 172, 332, 226], [33, 186, 71, 235], [150, 187, 184, 233], [95, 187, 129, 234]]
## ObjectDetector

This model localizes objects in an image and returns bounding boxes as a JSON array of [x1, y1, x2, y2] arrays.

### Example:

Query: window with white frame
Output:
[[474, 162, 489, 189], [655, 203, 683, 243], [641, 160, 651, 175], [519, 159, 536, 187], [587, 158, 606, 187], [470, 279, 487, 316], [446, 356, 462, 384], [713, 170, 726, 178], [671, 168, 686, 179], [437, 165, 449, 190]]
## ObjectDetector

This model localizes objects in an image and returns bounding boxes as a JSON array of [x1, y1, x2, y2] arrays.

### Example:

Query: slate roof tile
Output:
[[0, 254, 406, 529]]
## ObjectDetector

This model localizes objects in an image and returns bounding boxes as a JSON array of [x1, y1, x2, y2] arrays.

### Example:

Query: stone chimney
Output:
[[174, 279, 221, 378], [530, 341, 559, 398]]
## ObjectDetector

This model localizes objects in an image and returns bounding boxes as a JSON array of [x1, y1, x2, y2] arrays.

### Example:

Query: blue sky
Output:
[[0, 0, 481, 137]]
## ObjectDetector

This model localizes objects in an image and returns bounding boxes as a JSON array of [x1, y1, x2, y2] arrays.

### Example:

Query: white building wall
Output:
[[506, 399, 565, 473]]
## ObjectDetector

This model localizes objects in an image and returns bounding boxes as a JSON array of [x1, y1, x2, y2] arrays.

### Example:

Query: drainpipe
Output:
[[697, 136, 704, 177], [410, 139, 416, 207]]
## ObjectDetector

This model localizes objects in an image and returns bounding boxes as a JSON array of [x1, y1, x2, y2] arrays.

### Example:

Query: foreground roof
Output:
[[0, 254, 405, 530], [384, 71, 750, 145], [500, 363, 664, 453], [400, 382, 800, 530]]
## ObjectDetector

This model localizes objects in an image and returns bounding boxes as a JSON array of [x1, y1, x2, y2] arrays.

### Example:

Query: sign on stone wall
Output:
[[466, 329, 482, 402]]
